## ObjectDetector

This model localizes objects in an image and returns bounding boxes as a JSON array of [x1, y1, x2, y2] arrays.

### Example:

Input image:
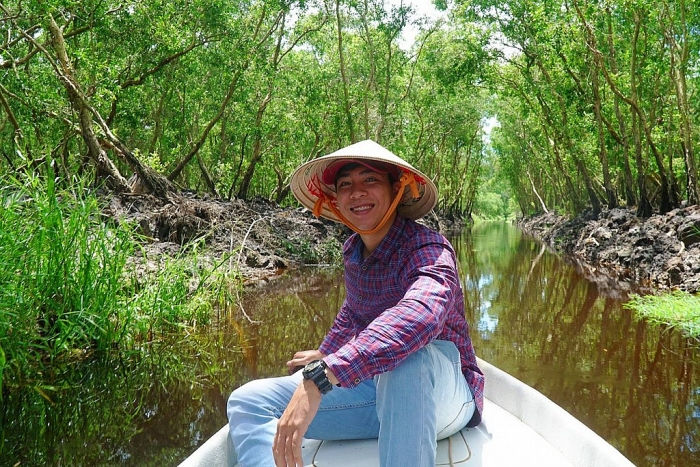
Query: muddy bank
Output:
[[104, 192, 345, 285], [104, 192, 460, 286], [104, 191, 700, 295], [517, 206, 700, 295]]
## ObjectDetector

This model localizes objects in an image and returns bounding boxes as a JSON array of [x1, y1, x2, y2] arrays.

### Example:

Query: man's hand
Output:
[[273, 379, 321, 467], [286, 350, 325, 374]]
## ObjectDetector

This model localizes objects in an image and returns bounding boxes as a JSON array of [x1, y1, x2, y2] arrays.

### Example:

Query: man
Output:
[[227, 139, 484, 467]]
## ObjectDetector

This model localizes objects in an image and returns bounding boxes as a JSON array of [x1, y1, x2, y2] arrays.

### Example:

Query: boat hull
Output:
[[178, 359, 635, 467]]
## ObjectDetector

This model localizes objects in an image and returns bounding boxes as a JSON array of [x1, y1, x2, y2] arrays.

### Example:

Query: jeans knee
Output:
[[378, 346, 433, 391], [227, 379, 266, 418], [228, 376, 298, 424]]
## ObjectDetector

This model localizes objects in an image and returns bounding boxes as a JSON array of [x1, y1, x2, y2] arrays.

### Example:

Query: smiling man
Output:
[[332, 160, 401, 249], [227, 139, 484, 467]]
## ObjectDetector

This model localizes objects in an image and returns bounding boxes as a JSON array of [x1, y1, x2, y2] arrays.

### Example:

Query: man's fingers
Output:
[[290, 432, 303, 467], [284, 433, 300, 467], [273, 433, 284, 466], [273, 432, 304, 467]]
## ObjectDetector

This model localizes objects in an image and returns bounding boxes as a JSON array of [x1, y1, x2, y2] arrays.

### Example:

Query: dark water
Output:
[[2, 222, 699, 466]]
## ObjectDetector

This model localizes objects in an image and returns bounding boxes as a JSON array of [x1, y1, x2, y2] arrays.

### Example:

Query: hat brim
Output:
[[290, 140, 438, 223]]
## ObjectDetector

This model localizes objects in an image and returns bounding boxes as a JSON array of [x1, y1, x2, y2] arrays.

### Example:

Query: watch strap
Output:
[[303, 360, 333, 395]]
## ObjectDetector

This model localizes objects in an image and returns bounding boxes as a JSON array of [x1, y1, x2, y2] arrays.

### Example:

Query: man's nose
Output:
[[349, 185, 367, 198]]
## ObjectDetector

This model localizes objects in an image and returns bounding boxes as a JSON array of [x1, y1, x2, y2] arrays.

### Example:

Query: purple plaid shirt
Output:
[[319, 216, 484, 426]]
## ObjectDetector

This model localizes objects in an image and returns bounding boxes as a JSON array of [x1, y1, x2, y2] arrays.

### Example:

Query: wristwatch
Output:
[[302, 360, 334, 395]]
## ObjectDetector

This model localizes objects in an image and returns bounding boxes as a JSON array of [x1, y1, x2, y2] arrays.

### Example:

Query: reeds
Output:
[[1, 173, 126, 381], [0, 172, 239, 394]]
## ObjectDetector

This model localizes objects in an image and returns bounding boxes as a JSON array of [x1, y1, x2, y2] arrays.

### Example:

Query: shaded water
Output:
[[2, 222, 698, 466], [456, 223, 699, 467]]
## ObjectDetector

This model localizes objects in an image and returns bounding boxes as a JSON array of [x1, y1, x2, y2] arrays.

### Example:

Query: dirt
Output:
[[103, 191, 346, 286], [104, 191, 700, 296], [104, 191, 453, 285], [517, 205, 700, 296]]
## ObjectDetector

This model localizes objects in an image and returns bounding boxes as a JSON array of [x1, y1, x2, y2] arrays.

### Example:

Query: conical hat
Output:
[[290, 140, 438, 223]]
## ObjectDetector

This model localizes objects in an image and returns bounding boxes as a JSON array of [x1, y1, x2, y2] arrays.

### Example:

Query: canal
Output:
[[2, 222, 698, 466]]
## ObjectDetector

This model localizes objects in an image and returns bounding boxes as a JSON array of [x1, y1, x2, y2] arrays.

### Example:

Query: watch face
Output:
[[302, 360, 333, 394], [308, 360, 323, 371], [303, 360, 323, 378]]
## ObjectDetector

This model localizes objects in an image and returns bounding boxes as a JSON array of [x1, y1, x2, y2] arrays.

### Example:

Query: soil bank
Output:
[[107, 192, 700, 296], [517, 205, 700, 296], [105, 191, 454, 287]]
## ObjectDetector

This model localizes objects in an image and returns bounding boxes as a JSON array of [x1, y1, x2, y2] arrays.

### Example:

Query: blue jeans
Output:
[[227, 340, 475, 467]]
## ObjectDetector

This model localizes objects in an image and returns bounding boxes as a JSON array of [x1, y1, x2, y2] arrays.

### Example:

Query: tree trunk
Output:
[[664, 0, 698, 205], [335, 0, 355, 143], [584, 19, 617, 209], [532, 56, 600, 215], [595, 10, 655, 216], [356, 0, 376, 140], [47, 17, 131, 194], [604, 9, 636, 207], [236, 8, 326, 199], [197, 154, 219, 197], [167, 6, 276, 185], [236, 10, 285, 200]]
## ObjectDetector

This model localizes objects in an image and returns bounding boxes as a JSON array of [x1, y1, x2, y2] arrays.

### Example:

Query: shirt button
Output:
[[362, 265, 367, 271], [354, 378, 361, 385]]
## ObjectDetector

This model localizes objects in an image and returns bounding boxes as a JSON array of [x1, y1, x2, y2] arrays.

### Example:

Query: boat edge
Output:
[[477, 357, 635, 467]]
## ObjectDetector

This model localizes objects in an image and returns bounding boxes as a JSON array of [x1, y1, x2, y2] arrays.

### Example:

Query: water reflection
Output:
[[0, 270, 344, 467], [1, 343, 235, 466], [3, 224, 698, 466], [453, 222, 700, 467]]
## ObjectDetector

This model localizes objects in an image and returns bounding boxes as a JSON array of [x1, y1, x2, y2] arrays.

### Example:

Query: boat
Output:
[[178, 358, 635, 466]]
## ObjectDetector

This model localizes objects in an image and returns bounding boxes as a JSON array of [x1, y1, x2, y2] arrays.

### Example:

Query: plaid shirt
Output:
[[320, 216, 484, 426]]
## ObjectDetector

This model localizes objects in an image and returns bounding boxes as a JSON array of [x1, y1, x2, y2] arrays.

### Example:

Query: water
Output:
[[455, 223, 700, 467], [2, 222, 698, 466]]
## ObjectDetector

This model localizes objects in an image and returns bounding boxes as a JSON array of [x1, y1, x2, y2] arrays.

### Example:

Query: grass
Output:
[[0, 170, 242, 395], [1, 172, 131, 374], [624, 290, 700, 339]]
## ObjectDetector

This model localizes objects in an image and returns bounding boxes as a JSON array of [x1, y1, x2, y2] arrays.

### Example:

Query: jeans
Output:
[[227, 339, 475, 467]]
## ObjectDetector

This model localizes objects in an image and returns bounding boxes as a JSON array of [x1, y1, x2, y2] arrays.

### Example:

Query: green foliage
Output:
[[0, 345, 4, 402], [0, 173, 242, 395], [1, 268, 346, 466], [457, 0, 700, 215], [3, 0, 699, 218], [0, 0, 494, 217], [473, 144, 516, 220], [0, 171, 135, 371], [280, 236, 343, 265], [474, 191, 515, 221], [624, 291, 700, 339]]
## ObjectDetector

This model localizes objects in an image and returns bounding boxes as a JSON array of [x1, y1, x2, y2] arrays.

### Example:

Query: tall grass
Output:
[[0, 172, 240, 394], [1, 173, 131, 376], [123, 243, 236, 341], [624, 291, 700, 340]]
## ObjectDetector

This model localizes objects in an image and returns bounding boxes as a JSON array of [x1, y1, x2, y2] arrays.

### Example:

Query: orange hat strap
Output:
[[313, 170, 420, 235]]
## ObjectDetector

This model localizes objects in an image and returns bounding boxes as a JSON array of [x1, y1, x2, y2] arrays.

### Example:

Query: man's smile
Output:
[[350, 204, 374, 213]]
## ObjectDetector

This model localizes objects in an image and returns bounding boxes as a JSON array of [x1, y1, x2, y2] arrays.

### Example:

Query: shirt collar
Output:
[[345, 216, 408, 263]]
